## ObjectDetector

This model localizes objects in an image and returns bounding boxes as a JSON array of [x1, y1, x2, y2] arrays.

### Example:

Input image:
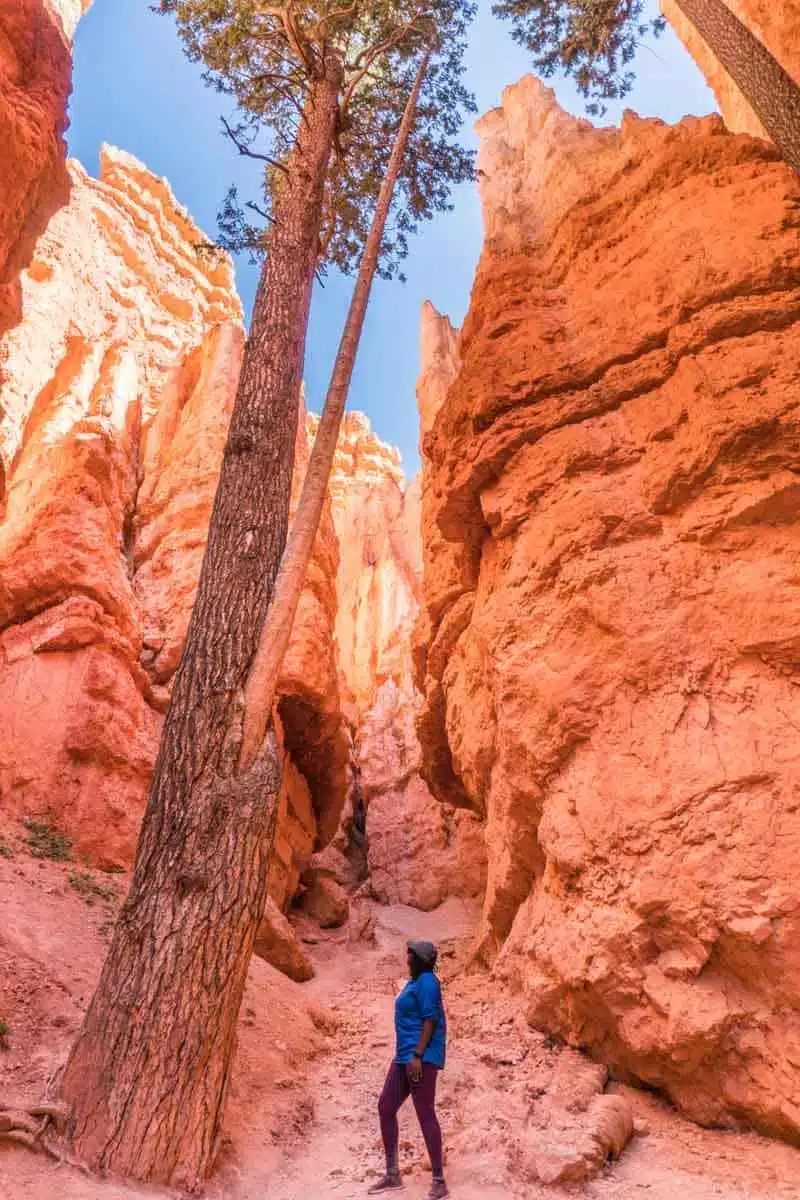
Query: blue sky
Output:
[[68, 1, 714, 477]]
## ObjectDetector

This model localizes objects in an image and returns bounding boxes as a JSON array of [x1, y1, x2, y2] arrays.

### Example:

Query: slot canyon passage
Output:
[[2, 1, 800, 1198]]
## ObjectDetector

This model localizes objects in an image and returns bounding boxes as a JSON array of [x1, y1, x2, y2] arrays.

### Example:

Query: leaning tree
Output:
[[493, 0, 800, 171], [57, 1, 475, 1189], [240, 47, 433, 764]]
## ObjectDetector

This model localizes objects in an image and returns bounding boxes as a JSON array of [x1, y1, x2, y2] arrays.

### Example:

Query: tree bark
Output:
[[239, 51, 431, 770], [674, 0, 800, 173], [57, 57, 343, 1192]]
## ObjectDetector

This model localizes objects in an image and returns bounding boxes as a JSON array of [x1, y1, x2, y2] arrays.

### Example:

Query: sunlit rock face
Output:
[[1, 146, 239, 494], [321, 410, 411, 718], [325, 411, 486, 910], [0, 0, 91, 339], [0, 147, 348, 890], [416, 75, 800, 1140], [662, 0, 800, 140], [49, 0, 93, 40]]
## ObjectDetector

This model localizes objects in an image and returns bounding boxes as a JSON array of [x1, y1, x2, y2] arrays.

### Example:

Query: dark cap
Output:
[[407, 939, 438, 968]]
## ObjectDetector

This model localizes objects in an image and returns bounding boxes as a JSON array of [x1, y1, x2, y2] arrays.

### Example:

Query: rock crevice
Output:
[[327, 411, 486, 911]]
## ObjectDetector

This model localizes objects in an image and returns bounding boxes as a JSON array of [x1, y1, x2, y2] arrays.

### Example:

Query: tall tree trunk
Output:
[[57, 57, 343, 1192], [239, 51, 431, 770], [674, 0, 800, 173]]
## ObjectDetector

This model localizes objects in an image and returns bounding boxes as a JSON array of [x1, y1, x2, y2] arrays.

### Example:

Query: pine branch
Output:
[[245, 200, 275, 224], [258, 2, 317, 75], [221, 116, 290, 175], [286, 0, 320, 75], [250, 65, 307, 91], [342, 22, 426, 114], [249, 75, 307, 118], [314, 0, 359, 39]]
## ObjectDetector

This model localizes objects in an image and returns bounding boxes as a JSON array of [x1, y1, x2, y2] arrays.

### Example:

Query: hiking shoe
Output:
[[427, 1181, 449, 1199], [367, 1173, 403, 1194]]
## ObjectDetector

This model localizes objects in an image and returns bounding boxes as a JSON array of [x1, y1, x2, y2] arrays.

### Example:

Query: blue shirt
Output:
[[394, 971, 447, 1069]]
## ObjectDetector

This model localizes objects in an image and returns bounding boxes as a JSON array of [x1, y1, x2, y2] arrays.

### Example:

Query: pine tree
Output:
[[493, 0, 800, 174], [240, 50, 432, 767], [57, 2, 475, 1189]]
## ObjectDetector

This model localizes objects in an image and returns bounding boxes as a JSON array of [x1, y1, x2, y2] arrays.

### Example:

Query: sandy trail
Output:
[[260, 900, 800, 1200], [263, 901, 512, 1200], [1, 854, 799, 1200]]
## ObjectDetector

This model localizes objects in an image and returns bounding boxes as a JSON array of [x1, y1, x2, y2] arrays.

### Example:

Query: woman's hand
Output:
[[407, 1054, 423, 1084]]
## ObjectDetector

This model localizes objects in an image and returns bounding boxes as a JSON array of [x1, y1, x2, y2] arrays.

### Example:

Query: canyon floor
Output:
[[1, 832, 799, 1200]]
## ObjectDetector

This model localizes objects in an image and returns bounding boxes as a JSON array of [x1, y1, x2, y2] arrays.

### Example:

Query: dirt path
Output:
[[260, 901, 511, 1200], [255, 900, 800, 1200], [1, 857, 800, 1200]]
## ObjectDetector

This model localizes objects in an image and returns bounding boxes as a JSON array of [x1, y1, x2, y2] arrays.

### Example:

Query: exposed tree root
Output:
[[0, 1099, 88, 1171]]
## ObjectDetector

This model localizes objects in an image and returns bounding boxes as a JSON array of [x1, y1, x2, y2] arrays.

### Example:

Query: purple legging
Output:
[[378, 1061, 443, 1179]]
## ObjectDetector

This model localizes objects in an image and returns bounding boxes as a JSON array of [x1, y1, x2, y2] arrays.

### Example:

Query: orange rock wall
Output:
[[662, 0, 800, 140], [0, 147, 348, 901], [0, 0, 88, 342], [417, 76, 800, 1139]]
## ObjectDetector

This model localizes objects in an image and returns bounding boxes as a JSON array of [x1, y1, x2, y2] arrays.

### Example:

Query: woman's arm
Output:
[[408, 1018, 437, 1082]]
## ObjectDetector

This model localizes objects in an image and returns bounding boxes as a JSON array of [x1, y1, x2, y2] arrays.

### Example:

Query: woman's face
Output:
[[407, 949, 416, 977]]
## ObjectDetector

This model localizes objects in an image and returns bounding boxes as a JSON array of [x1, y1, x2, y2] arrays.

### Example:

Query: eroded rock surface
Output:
[[0, 0, 89, 340], [360, 675, 487, 912], [300, 868, 350, 930], [416, 76, 800, 1140], [327, 412, 486, 911], [0, 149, 348, 897], [253, 896, 315, 983]]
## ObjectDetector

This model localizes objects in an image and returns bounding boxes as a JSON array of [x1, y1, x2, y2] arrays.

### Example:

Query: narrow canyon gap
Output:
[[1, 0, 800, 1194]]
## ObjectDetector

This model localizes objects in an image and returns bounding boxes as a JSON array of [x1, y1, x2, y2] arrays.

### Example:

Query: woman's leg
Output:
[[378, 1062, 410, 1173], [410, 1065, 444, 1180]]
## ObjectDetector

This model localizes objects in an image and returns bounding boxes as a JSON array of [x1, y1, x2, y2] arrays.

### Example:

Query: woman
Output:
[[368, 940, 448, 1198]]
